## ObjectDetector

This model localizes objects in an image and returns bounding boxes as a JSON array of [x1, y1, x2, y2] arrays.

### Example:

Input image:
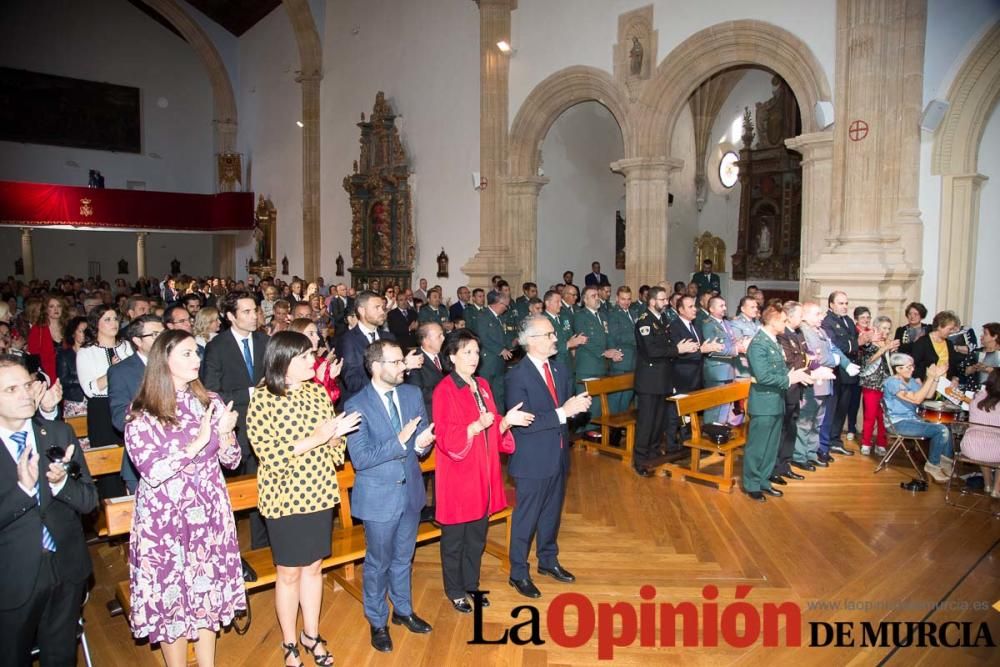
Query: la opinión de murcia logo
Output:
[[467, 586, 996, 659]]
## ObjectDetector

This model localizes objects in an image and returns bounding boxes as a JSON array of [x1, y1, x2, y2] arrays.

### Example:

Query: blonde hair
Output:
[[193, 306, 220, 340]]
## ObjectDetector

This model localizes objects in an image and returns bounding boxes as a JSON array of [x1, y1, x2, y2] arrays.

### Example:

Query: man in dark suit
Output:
[[449, 285, 471, 323], [328, 283, 354, 340], [386, 300, 418, 350], [773, 301, 810, 484], [583, 261, 609, 287], [109, 314, 163, 493], [821, 290, 863, 457], [341, 291, 423, 404], [200, 290, 269, 548], [504, 315, 591, 598], [0, 355, 98, 666], [346, 340, 435, 653], [664, 296, 723, 453], [405, 322, 447, 416]]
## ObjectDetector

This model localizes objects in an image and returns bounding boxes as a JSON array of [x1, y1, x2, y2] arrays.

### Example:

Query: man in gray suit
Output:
[[345, 340, 435, 653], [700, 296, 744, 424]]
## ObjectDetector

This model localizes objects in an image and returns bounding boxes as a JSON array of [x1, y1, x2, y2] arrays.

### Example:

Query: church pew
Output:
[[578, 373, 636, 466]]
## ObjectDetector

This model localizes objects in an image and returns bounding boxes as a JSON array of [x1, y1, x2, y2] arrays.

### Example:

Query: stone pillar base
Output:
[[802, 243, 920, 321], [461, 247, 522, 291]]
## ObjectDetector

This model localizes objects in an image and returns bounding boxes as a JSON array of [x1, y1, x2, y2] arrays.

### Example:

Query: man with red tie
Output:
[[504, 315, 591, 598]]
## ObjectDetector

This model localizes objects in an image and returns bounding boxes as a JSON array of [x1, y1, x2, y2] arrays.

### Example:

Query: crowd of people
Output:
[[1, 260, 998, 665]]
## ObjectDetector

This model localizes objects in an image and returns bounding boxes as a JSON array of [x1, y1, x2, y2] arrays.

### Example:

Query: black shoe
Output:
[[762, 487, 783, 497], [747, 491, 766, 502], [537, 564, 576, 583], [468, 592, 490, 608], [420, 506, 436, 523], [509, 577, 542, 598], [632, 464, 651, 477], [811, 457, 830, 468], [818, 451, 835, 463], [768, 474, 787, 486], [391, 612, 432, 634], [830, 445, 855, 456], [451, 597, 473, 614], [370, 626, 392, 652], [790, 460, 815, 473], [784, 470, 806, 480]]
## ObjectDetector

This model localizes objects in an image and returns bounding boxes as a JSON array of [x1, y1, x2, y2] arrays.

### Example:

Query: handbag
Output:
[[702, 423, 732, 444]]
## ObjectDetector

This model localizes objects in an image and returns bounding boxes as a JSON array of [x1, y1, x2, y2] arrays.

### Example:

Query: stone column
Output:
[[937, 173, 987, 315], [504, 176, 549, 288], [801, 0, 926, 320], [297, 72, 322, 281], [610, 157, 683, 289], [136, 232, 148, 279], [785, 131, 833, 297], [461, 0, 518, 289], [19, 228, 34, 280], [214, 235, 236, 279]]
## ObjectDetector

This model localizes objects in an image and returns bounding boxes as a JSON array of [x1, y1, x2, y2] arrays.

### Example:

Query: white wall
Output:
[[0, 228, 216, 283], [318, 0, 480, 294], [536, 102, 624, 290], [972, 104, 1000, 327], [0, 0, 214, 193], [236, 8, 303, 281], [509, 0, 837, 120], [668, 107, 699, 287]]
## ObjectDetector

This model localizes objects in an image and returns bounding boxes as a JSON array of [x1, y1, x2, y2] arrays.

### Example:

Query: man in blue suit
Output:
[[345, 340, 435, 653], [108, 314, 163, 493], [339, 291, 423, 404], [505, 315, 591, 598]]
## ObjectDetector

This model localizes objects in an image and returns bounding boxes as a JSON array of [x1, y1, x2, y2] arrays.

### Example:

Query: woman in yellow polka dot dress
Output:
[[248, 331, 361, 667]]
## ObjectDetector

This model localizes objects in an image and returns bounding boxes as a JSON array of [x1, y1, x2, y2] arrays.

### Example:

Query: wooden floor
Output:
[[82, 446, 1000, 666]]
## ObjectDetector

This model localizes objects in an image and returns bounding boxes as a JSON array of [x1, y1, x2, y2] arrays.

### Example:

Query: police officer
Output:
[[418, 288, 450, 327], [574, 286, 622, 426], [632, 286, 698, 476], [607, 286, 638, 418], [476, 292, 513, 409], [543, 290, 584, 369]]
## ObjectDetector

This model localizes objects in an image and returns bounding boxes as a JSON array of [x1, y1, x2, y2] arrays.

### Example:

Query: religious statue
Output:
[[436, 248, 449, 278], [14, 257, 23, 275], [217, 152, 243, 192], [281, 255, 289, 275], [756, 222, 772, 257], [336, 253, 345, 276], [615, 210, 626, 269], [629, 37, 644, 76], [170, 258, 181, 274], [118, 258, 129, 275]]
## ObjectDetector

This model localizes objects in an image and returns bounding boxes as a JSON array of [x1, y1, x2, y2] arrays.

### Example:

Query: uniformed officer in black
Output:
[[632, 286, 699, 476]]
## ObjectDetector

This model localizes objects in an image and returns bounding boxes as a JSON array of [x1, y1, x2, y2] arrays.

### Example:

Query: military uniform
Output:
[[633, 308, 682, 468], [700, 316, 740, 424], [545, 311, 574, 368], [692, 271, 721, 296], [628, 301, 644, 321], [465, 304, 485, 334], [512, 296, 531, 323], [744, 330, 789, 493], [573, 307, 611, 421], [418, 303, 450, 326], [730, 313, 761, 377], [607, 304, 637, 414], [476, 307, 509, 409], [774, 326, 809, 478]]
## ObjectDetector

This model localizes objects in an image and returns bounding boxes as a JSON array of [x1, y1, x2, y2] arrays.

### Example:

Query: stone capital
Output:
[[784, 131, 833, 162], [503, 175, 549, 196], [295, 70, 323, 84], [610, 156, 684, 181]]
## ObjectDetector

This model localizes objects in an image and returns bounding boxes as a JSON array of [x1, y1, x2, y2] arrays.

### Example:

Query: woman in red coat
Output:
[[28, 294, 67, 384], [432, 329, 533, 613]]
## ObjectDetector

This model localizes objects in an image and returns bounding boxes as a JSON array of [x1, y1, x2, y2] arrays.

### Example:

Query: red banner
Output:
[[0, 180, 253, 232]]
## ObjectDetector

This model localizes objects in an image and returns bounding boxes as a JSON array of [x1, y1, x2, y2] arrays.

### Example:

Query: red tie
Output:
[[543, 362, 563, 449], [433, 356, 442, 372]]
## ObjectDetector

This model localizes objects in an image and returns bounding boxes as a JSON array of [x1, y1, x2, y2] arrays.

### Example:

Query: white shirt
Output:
[[358, 322, 380, 342], [1, 422, 67, 497], [76, 341, 134, 398], [372, 381, 406, 450], [230, 328, 256, 396], [525, 354, 567, 424]]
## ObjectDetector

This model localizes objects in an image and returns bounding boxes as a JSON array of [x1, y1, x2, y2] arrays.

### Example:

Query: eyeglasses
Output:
[[381, 359, 406, 366], [529, 332, 557, 339], [137, 330, 163, 339]]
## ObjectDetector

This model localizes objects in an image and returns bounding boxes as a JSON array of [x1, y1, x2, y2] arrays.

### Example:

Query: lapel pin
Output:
[[39, 428, 47, 436]]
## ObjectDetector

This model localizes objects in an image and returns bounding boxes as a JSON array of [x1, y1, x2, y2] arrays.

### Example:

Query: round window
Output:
[[719, 151, 739, 188]]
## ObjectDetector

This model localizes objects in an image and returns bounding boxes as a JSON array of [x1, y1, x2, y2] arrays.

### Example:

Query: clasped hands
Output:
[[16, 443, 77, 490], [399, 417, 435, 452], [189, 401, 239, 456]]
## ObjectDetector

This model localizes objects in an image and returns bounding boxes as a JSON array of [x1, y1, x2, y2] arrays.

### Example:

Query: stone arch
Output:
[[509, 66, 633, 178], [505, 66, 632, 282], [931, 21, 1000, 316], [636, 20, 832, 156]]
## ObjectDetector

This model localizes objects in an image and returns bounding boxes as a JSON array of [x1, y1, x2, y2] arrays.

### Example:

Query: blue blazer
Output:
[[108, 353, 145, 434], [504, 357, 574, 479], [338, 326, 397, 403], [345, 383, 427, 522]]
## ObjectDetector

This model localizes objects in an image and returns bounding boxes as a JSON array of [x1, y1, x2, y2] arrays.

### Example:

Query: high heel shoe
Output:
[[300, 630, 334, 667], [281, 642, 304, 667]]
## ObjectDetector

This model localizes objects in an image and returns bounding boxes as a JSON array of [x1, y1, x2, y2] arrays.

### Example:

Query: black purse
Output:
[[702, 423, 732, 444]]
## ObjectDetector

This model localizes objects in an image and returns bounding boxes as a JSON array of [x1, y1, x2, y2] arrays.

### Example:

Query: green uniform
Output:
[[501, 309, 521, 348], [418, 303, 449, 326], [465, 304, 485, 335], [744, 330, 789, 493], [628, 301, 644, 321], [545, 311, 574, 368], [573, 307, 611, 421], [692, 271, 721, 296], [695, 307, 711, 329], [512, 296, 531, 323], [606, 304, 638, 414], [476, 306, 509, 409]]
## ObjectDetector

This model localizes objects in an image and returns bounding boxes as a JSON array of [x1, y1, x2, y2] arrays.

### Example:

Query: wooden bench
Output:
[[650, 380, 751, 492], [577, 373, 636, 466], [83, 444, 124, 478], [104, 451, 513, 619], [66, 414, 88, 438]]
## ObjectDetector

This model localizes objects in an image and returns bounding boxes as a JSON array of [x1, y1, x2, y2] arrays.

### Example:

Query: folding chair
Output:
[[945, 421, 1000, 518], [30, 591, 93, 667], [873, 399, 928, 481]]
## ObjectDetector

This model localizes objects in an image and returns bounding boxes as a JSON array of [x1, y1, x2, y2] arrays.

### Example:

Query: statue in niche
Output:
[[281, 256, 289, 275], [14, 257, 23, 275], [629, 37, 644, 76], [335, 253, 345, 276], [615, 210, 626, 269], [170, 258, 181, 275], [754, 219, 774, 258], [118, 258, 129, 275], [436, 248, 449, 278]]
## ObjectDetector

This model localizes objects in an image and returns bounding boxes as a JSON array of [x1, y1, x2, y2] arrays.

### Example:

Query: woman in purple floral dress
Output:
[[124, 330, 246, 666]]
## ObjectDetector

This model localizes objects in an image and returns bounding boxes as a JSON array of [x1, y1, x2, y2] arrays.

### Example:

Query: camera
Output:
[[46, 446, 82, 480]]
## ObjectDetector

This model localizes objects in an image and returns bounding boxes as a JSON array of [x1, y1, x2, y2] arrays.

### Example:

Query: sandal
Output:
[[300, 630, 334, 667], [282, 642, 304, 667]]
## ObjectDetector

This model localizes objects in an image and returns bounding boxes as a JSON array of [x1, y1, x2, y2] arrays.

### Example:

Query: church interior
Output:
[[1, 0, 999, 664]]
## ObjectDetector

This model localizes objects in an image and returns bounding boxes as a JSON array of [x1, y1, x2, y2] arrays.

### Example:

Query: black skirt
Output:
[[86, 396, 119, 447], [265, 509, 334, 567]]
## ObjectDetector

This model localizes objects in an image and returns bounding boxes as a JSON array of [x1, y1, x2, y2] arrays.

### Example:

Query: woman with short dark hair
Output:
[[910, 310, 962, 382], [56, 316, 89, 416], [247, 331, 360, 667], [894, 302, 930, 355]]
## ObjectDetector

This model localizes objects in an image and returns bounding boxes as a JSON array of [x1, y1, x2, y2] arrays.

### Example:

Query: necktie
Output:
[[368, 331, 376, 344], [433, 356, 442, 372], [385, 390, 402, 433], [542, 363, 563, 449], [11, 431, 56, 552], [241, 337, 254, 379], [688, 321, 698, 342], [626, 310, 634, 325]]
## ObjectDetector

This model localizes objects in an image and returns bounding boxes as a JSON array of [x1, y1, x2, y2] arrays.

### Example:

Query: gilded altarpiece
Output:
[[731, 78, 803, 282], [343, 92, 414, 292]]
